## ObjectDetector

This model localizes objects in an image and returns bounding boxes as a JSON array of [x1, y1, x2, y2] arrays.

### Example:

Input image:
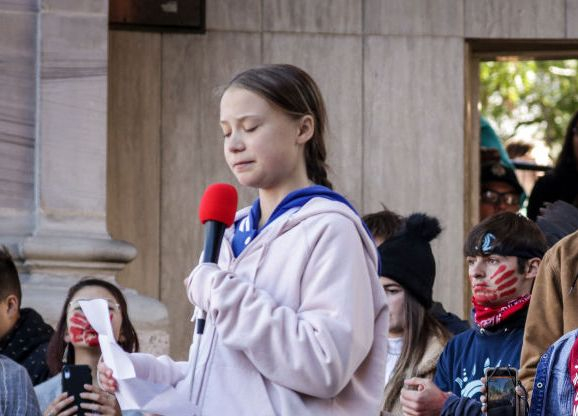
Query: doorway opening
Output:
[[464, 39, 578, 314]]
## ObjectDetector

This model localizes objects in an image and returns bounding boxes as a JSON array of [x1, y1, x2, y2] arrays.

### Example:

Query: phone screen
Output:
[[487, 371, 517, 416]]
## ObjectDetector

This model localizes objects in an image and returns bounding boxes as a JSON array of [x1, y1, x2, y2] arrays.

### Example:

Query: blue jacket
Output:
[[0, 354, 41, 415], [529, 328, 578, 416], [434, 309, 527, 415]]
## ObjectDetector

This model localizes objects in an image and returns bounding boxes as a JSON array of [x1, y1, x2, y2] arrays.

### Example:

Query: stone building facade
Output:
[[1, 0, 577, 358]]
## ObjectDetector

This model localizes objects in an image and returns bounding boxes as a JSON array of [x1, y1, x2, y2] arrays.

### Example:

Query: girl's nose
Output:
[[226, 131, 245, 152]]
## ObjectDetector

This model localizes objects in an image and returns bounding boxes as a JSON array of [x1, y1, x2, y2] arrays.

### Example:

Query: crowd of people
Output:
[[0, 64, 577, 415]]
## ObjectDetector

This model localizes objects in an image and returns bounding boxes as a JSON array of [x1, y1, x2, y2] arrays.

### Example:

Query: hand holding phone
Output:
[[484, 366, 518, 416], [62, 364, 92, 416]]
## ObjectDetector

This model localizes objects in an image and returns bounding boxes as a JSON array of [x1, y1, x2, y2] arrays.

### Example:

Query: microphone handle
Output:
[[197, 221, 227, 334], [201, 221, 227, 263]]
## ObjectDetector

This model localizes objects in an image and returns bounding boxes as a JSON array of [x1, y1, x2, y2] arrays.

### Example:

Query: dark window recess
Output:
[[110, 0, 205, 33]]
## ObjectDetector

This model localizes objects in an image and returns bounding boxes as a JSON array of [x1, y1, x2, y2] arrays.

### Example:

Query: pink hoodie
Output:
[[130, 198, 388, 415]]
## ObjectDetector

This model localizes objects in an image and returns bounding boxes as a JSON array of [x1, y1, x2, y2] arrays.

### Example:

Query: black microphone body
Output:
[[196, 220, 227, 334], [201, 221, 228, 264]]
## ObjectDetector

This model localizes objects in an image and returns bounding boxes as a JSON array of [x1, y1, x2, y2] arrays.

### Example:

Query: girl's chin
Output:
[[73, 342, 100, 350], [74, 336, 100, 348]]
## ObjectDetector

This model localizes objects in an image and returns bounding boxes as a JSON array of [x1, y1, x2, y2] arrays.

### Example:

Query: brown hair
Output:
[[362, 205, 404, 243], [465, 213, 547, 257], [382, 293, 450, 412], [464, 212, 547, 274], [224, 64, 332, 189], [46, 277, 139, 375], [505, 139, 533, 160], [0, 246, 21, 304]]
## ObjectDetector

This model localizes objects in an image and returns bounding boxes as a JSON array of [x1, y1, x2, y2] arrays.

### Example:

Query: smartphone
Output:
[[61, 364, 92, 416], [484, 366, 518, 416]]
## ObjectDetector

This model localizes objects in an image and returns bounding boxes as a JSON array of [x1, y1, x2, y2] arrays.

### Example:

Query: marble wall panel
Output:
[[38, 11, 108, 233], [107, 30, 162, 300], [0, 11, 36, 213], [364, 0, 463, 37], [263, 33, 363, 209], [0, 142, 34, 209], [263, 0, 362, 34], [0, 0, 38, 12], [161, 32, 261, 359], [42, 0, 107, 14], [464, 0, 565, 38], [568, 0, 578, 38], [364, 35, 465, 316], [206, 0, 261, 31]]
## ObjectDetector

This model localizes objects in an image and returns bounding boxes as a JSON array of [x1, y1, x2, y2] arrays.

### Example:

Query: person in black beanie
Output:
[[379, 213, 440, 309], [369, 212, 451, 415], [363, 208, 469, 336]]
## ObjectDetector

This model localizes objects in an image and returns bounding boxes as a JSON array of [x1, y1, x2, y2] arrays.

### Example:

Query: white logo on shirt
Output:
[[454, 358, 501, 398]]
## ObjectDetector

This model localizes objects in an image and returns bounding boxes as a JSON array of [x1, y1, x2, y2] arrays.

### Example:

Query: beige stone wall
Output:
[[0, 1, 37, 237], [105, 0, 578, 359], [0, 0, 169, 355]]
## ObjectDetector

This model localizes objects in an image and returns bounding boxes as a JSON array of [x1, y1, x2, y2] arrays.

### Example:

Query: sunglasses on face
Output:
[[480, 189, 520, 206], [68, 298, 121, 314]]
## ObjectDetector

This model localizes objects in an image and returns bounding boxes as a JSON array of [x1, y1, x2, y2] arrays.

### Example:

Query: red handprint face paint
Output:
[[468, 255, 522, 306], [66, 286, 124, 348], [68, 311, 100, 347]]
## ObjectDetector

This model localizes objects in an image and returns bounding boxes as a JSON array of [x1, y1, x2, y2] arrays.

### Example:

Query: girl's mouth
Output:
[[233, 161, 254, 170]]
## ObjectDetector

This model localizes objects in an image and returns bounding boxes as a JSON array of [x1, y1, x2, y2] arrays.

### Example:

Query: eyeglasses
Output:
[[68, 298, 121, 313], [480, 189, 520, 206]]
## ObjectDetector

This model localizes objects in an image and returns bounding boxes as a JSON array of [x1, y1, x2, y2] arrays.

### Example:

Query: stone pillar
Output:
[[0, 0, 169, 355]]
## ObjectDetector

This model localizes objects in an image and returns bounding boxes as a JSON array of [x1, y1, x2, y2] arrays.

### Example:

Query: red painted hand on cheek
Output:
[[68, 312, 100, 347], [473, 265, 518, 304], [473, 287, 498, 303]]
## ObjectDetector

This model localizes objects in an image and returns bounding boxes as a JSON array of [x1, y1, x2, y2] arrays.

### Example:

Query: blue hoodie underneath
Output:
[[232, 185, 368, 257]]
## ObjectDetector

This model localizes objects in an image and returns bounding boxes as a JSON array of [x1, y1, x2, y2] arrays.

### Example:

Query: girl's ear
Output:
[[5, 295, 19, 315], [5, 295, 20, 325], [296, 115, 314, 145], [63, 329, 71, 343], [524, 258, 541, 280]]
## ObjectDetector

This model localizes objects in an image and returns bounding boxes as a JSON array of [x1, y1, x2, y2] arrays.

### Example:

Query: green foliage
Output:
[[479, 59, 578, 159]]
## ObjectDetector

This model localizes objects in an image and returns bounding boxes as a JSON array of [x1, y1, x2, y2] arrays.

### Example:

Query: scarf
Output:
[[568, 335, 578, 414], [472, 294, 531, 329]]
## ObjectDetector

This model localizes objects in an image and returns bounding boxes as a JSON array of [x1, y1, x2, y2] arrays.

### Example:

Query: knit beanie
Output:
[[377, 213, 442, 308]]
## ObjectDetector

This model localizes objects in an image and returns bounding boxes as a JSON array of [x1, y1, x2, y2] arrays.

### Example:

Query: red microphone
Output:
[[196, 183, 238, 333]]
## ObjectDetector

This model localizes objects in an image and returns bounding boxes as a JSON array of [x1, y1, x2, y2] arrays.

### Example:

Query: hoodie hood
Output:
[[231, 185, 373, 257], [228, 196, 378, 270]]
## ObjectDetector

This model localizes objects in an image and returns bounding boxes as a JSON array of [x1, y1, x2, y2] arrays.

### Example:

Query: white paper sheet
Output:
[[79, 299, 197, 415]]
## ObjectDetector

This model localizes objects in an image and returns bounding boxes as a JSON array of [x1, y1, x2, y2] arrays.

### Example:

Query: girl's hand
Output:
[[400, 377, 451, 416], [97, 357, 118, 393], [44, 392, 77, 416], [79, 384, 122, 416]]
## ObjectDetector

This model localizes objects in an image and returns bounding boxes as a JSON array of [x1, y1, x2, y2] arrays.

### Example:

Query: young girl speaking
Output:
[[100, 64, 388, 415]]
